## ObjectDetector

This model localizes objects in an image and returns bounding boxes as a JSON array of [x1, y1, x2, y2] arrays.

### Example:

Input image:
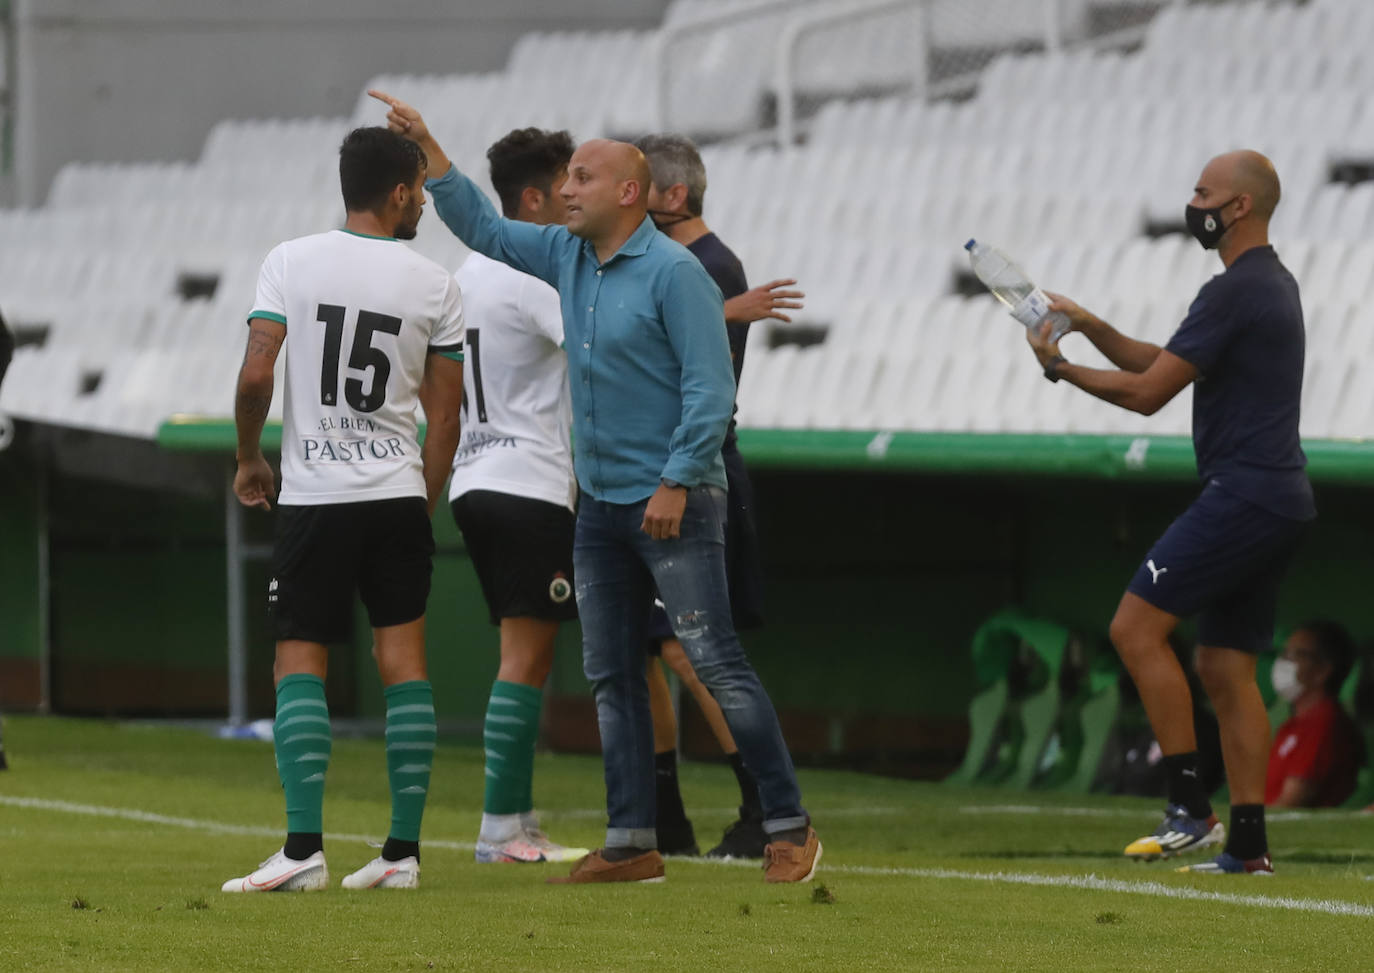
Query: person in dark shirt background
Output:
[[1026, 149, 1313, 875], [635, 133, 804, 860]]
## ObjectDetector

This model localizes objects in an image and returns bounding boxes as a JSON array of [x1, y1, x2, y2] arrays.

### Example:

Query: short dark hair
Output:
[[338, 127, 427, 213], [1297, 619, 1357, 696], [486, 128, 576, 218]]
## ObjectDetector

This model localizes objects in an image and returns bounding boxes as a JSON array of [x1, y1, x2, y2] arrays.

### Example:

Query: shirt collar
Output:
[[581, 215, 660, 266], [1229, 244, 1275, 269]]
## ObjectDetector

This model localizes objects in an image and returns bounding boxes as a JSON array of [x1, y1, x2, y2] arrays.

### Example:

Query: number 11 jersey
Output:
[[249, 229, 466, 506]]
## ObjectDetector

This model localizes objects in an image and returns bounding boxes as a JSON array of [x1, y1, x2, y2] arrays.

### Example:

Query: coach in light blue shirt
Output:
[[424, 159, 732, 502], [371, 91, 819, 885]]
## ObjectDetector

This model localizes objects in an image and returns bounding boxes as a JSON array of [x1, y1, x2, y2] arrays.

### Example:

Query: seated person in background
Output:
[[1266, 620, 1364, 808]]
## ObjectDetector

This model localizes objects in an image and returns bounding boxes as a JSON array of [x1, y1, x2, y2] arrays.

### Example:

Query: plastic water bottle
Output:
[[964, 239, 1071, 342]]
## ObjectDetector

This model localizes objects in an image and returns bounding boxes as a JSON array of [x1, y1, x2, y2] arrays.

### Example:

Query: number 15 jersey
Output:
[[250, 229, 466, 506]]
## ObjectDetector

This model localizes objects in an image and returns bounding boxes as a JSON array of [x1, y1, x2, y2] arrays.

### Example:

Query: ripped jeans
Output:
[[574, 485, 807, 849]]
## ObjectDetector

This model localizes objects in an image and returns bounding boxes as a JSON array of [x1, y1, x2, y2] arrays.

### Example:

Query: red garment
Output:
[[1265, 696, 1364, 806]]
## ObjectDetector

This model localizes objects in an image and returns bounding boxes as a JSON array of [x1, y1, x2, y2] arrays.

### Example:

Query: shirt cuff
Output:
[[424, 165, 458, 190], [660, 458, 702, 488]]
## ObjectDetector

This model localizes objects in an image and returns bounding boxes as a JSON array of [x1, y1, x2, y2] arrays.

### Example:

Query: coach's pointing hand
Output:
[[368, 89, 429, 140], [368, 90, 452, 178]]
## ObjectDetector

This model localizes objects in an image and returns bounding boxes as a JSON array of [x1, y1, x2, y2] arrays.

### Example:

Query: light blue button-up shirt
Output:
[[426, 165, 732, 503]]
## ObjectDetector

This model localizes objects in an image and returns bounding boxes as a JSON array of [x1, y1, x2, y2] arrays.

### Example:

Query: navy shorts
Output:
[[1126, 481, 1307, 653], [646, 446, 765, 649]]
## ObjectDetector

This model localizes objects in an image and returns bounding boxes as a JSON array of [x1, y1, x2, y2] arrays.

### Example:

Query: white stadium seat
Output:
[[2, 0, 1371, 441]]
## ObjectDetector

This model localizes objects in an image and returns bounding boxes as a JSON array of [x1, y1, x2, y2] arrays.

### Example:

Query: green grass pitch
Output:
[[2, 715, 1373, 971]]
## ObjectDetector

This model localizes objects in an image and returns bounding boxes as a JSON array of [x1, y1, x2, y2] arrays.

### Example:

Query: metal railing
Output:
[[656, 0, 1201, 144], [653, 0, 806, 132], [773, 0, 926, 147]]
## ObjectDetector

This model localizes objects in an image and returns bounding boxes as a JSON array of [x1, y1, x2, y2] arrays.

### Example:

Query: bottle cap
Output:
[[964, 239, 976, 251]]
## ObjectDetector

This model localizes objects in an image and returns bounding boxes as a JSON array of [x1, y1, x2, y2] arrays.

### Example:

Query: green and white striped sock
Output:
[[274, 674, 331, 837], [384, 680, 436, 845], [482, 680, 543, 816]]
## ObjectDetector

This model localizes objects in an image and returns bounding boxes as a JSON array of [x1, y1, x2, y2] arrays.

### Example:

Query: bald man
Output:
[[1026, 150, 1313, 875], [369, 91, 819, 885]]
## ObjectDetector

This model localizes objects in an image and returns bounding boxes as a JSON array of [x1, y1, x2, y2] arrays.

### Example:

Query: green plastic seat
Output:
[[946, 609, 1070, 789], [1039, 650, 1122, 793]]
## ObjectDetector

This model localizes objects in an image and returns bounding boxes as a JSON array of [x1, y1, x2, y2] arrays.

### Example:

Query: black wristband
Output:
[[1043, 354, 1067, 383]]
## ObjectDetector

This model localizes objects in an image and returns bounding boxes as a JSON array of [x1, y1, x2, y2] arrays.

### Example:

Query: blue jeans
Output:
[[574, 486, 807, 849]]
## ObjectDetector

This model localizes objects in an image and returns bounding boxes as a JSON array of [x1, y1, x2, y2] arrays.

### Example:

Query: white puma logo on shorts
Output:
[[1147, 559, 1168, 584]]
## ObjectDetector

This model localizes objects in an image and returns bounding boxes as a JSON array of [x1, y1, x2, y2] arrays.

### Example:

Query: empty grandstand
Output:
[[3, 0, 1372, 443], [2, 0, 1373, 761]]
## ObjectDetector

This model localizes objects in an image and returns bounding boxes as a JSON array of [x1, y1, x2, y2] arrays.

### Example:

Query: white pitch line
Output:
[[836, 865, 1374, 919], [0, 795, 475, 852], [958, 804, 1374, 823], [4, 795, 1372, 918], [548, 805, 910, 820], [959, 805, 1151, 818]]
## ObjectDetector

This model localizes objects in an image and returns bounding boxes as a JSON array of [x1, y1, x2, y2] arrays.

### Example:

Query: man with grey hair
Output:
[[635, 132, 804, 861]]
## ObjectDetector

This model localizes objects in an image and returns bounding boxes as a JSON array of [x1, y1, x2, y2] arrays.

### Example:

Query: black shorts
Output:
[[451, 489, 578, 626], [647, 446, 765, 649], [1126, 481, 1307, 653], [270, 497, 435, 643]]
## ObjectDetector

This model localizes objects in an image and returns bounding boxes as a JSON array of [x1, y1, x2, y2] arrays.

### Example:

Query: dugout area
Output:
[[3, 421, 1373, 785]]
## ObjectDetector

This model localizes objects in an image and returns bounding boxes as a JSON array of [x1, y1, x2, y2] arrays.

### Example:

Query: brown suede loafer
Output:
[[763, 827, 822, 883], [546, 849, 666, 884]]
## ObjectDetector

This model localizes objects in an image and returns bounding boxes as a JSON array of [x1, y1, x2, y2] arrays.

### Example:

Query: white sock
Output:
[[479, 812, 524, 843], [520, 810, 541, 833]]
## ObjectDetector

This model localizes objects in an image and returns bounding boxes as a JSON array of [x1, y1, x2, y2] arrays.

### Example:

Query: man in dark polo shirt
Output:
[[636, 133, 803, 859], [1026, 149, 1313, 875]]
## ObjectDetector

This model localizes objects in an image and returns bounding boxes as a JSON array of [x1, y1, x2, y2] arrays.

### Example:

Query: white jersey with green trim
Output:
[[448, 252, 575, 512], [250, 229, 465, 505]]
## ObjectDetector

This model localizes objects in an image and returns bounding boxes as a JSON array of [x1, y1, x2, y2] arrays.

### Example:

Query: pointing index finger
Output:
[[367, 89, 400, 109]]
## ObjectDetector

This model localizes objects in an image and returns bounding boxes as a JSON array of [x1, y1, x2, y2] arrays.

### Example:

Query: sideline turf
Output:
[[2, 715, 1372, 972]]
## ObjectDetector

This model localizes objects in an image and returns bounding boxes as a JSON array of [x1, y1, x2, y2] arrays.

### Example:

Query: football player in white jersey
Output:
[[447, 128, 588, 865], [223, 127, 465, 893]]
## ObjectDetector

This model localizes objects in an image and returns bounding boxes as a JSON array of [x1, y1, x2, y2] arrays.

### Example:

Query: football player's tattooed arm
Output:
[[234, 319, 285, 510]]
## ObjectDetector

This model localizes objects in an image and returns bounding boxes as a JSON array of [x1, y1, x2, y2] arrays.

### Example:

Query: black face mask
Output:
[[648, 209, 691, 231], [1185, 196, 1238, 250]]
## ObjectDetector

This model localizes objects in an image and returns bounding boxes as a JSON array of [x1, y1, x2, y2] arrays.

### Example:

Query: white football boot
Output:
[[221, 849, 328, 892], [340, 854, 420, 889]]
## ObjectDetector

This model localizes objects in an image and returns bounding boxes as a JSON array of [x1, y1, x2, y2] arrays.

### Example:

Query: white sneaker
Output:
[[522, 827, 590, 864], [474, 835, 548, 863], [340, 855, 419, 889], [221, 849, 327, 893]]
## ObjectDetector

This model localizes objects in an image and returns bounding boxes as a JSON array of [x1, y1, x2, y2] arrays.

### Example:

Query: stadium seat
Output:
[[945, 609, 1072, 789], [3, 0, 1371, 444], [1038, 649, 1121, 793]]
